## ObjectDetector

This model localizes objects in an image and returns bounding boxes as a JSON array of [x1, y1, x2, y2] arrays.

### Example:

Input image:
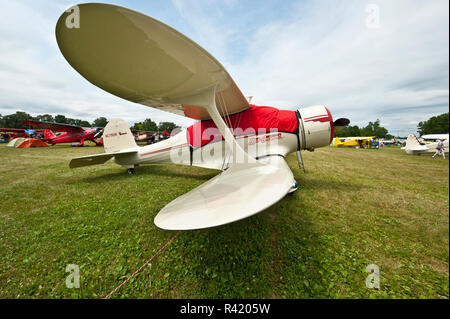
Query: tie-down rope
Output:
[[103, 230, 181, 299]]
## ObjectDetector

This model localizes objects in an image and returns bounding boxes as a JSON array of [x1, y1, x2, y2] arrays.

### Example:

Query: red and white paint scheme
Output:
[[22, 120, 104, 146], [56, 3, 348, 230], [71, 104, 336, 171]]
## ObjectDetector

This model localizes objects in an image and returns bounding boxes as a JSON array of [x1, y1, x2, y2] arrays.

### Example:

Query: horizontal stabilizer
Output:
[[154, 157, 295, 230], [69, 150, 137, 168]]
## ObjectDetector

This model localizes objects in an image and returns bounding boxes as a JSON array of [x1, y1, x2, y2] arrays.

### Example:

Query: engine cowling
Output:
[[297, 105, 334, 150]]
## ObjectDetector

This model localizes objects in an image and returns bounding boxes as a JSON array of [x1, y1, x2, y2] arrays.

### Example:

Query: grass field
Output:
[[0, 144, 448, 299]]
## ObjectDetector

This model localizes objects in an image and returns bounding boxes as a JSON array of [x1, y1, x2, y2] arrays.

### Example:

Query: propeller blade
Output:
[[94, 128, 104, 139], [333, 118, 350, 127]]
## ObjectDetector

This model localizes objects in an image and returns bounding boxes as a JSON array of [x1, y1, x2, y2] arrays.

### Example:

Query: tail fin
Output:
[[103, 118, 137, 153], [333, 137, 343, 147], [44, 129, 55, 140], [406, 134, 421, 148]]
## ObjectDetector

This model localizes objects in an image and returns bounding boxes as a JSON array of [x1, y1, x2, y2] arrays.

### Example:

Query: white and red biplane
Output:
[[56, 3, 349, 230]]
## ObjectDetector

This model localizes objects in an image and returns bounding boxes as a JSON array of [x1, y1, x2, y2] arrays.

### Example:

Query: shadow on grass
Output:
[[172, 192, 323, 298], [75, 164, 219, 184], [140, 164, 219, 181], [296, 175, 362, 192]]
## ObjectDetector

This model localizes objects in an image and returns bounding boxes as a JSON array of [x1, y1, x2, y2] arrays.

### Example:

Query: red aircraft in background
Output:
[[0, 128, 42, 141], [22, 120, 104, 146]]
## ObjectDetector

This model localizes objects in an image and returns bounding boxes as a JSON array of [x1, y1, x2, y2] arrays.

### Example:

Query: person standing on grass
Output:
[[432, 139, 446, 159]]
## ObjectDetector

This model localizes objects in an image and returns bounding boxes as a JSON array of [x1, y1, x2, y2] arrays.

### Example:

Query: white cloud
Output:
[[0, 0, 195, 128], [0, 0, 448, 135], [227, 0, 449, 135]]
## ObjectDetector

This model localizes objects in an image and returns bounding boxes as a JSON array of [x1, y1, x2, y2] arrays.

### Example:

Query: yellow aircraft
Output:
[[332, 136, 375, 148]]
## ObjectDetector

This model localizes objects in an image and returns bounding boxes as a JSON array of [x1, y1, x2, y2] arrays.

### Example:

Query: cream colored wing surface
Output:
[[154, 156, 295, 230], [56, 3, 249, 120], [70, 150, 138, 168]]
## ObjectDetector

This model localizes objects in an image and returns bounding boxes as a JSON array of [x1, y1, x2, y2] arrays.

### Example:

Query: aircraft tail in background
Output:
[[103, 118, 137, 153], [44, 129, 56, 140], [70, 118, 138, 169], [405, 134, 422, 148]]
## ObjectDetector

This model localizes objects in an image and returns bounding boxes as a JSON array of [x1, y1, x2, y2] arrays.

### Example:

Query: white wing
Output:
[[154, 156, 295, 230], [57, 4, 295, 230], [55, 3, 249, 120]]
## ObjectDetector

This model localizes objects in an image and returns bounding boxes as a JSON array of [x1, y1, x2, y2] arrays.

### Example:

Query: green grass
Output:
[[0, 144, 448, 298]]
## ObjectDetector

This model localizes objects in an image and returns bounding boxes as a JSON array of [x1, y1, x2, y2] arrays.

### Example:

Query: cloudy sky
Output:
[[0, 0, 448, 135]]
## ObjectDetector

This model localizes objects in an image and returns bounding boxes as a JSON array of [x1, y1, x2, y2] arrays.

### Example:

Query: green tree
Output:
[[132, 118, 158, 132], [131, 123, 145, 131], [54, 114, 68, 124], [158, 121, 179, 133], [360, 119, 388, 138], [1, 111, 34, 129], [77, 120, 91, 127], [417, 112, 449, 135], [335, 119, 390, 138], [335, 125, 361, 137], [92, 117, 108, 127], [35, 114, 54, 123]]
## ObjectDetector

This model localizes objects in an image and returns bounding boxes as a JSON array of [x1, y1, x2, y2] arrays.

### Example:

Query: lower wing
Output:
[[154, 156, 295, 230]]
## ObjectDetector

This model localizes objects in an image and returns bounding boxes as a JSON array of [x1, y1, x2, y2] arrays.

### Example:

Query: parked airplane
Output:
[[421, 134, 449, 142], [403, 133, 449, 155], [132, 130, 171, 143], [332, 136, 374, 148], [22, 120, 104, 146], [56, 3, 349, 230], [0, 128, 40, 140]]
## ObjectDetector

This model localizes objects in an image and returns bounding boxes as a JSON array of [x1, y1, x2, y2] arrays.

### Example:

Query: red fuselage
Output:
[[45, 128, 103, 146]]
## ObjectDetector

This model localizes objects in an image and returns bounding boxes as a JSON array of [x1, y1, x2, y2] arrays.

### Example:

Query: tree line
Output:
[[336, 112, 449, 138], [0, 111, 179, 133], [417, 112, 448, 135], [3, 110, 447, 137], [335, 119, 393, 138], [131, 119, 179, 133]]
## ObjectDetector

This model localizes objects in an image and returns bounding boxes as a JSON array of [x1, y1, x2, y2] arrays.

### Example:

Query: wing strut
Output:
[[194, 85, 257, 166], [153, 86, 296, 230]]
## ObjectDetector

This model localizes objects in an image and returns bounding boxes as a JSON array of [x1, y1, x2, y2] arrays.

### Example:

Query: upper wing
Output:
[[154, 156, 295, 230], [55, 3, 249, 120], [22, 120, 84, 133], [0, 128, 26, 133]]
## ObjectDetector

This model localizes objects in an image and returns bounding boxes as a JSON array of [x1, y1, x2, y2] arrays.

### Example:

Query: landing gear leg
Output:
[[296, 151, 306, 172], [127, 168, 135, 175]]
